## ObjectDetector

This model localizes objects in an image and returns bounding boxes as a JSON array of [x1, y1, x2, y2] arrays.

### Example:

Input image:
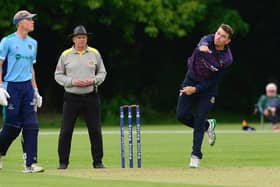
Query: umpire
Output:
[[54, 25, 107, 169]]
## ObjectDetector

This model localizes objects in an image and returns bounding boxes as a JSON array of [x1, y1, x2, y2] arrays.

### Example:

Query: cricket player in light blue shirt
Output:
[[0, 10, 44, 173]]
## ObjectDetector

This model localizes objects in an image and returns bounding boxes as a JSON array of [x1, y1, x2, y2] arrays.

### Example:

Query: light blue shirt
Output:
[[0, 32, 37, 82]]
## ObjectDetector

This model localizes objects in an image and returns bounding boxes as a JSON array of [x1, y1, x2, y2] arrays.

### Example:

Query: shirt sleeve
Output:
[[54, 53, 73, 87], [94, 51, 107, 86], [197, 34, 213, 47], [33, 40, 38, 64], [0, 37, 8, 60]]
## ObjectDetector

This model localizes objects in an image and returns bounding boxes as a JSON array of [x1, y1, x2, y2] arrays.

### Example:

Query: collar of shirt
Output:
[[71, 46, 89, 56]]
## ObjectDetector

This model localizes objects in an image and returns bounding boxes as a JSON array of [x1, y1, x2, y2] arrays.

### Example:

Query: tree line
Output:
[[1, 0, 256, 122]]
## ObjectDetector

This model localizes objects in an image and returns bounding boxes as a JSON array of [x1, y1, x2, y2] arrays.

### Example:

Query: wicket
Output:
[[120, 104, 141, 168]]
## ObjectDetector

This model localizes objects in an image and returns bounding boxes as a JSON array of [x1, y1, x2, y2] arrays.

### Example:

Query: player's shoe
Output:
[[57, 163, 68, 170], [189, 155, 200, 168], [93, 162, 105, 169], [0, 155, 3, 169], [23, 163, 44, 173], [206, 119, 217, 146]]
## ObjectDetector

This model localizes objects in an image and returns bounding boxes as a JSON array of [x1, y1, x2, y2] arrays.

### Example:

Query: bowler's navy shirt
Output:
[[182, 34, 233, 95]]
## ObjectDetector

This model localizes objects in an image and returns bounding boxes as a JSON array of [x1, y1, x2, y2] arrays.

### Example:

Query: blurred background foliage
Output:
[[1, 0, 278, 124]]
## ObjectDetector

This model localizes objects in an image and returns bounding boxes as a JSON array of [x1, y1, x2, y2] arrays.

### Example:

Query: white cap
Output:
[[13, 10, 37, 25]]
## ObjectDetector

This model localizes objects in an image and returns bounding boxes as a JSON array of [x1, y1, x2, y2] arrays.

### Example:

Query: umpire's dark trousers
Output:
[[58, 91, 103, 166], [176, 92, 214, 159]]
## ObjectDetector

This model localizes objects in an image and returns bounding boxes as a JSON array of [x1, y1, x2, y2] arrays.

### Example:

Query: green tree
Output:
[[0, 0, 248, 41], [0, 0, 249, 121]]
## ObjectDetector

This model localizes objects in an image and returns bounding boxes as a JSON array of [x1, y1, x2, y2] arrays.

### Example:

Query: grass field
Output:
[[0, 123, 280, 187]]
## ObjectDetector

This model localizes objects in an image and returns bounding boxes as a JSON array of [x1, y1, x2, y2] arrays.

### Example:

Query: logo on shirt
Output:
[[7, 104, 15, 110], [210, 97, 215, 104], [219, 60, 224, 67], [28, 44, 32, 50], [15, 54, 21, 60], [88, 61, 94, 66], [15, 54, 33, 61]]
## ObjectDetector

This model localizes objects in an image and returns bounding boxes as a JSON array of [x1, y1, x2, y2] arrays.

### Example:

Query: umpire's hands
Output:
[[72, 78, 95, 87], [34, 88, 43, 108], [0, 87, 10, 106]]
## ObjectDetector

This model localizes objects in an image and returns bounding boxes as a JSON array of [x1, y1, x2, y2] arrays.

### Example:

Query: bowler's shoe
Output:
[[189, 155, 200, 168], [206, 119, 217, 146]]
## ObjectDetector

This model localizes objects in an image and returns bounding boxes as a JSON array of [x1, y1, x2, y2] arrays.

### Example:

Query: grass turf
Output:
[[0, 123, 279, 187]]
